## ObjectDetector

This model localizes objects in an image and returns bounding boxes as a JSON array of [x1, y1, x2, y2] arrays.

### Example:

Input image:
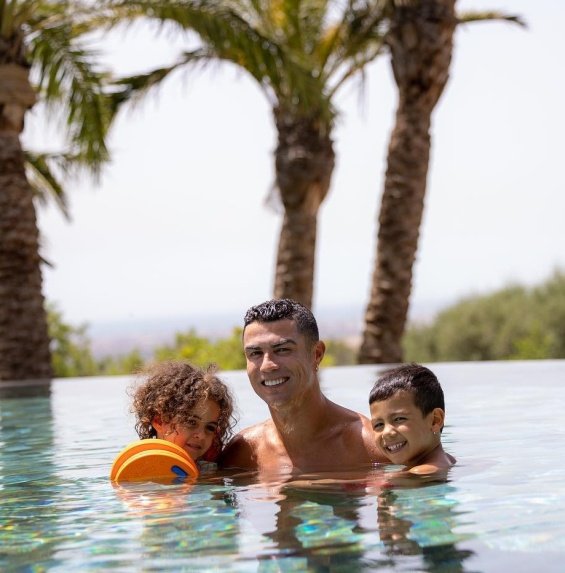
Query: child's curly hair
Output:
[[130, 361, 236, 456]]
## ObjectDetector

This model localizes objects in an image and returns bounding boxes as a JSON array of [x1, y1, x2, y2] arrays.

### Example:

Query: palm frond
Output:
[[457, 11, 526, 28], [327, 42, 385, 98], [27, 6, 114, 176], [101, 0, 329, 118], [291, 0, 333, 56], [108, 53, 201, 114], [25, 150, 74, 219], [318, 3, 388, 97]]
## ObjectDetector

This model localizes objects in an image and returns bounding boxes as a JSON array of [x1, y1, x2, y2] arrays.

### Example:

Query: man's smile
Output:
[[263, 377, 288, 387]]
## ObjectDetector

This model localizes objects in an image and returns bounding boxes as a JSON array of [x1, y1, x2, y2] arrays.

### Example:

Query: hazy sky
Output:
[[28, 0, 565, 334]]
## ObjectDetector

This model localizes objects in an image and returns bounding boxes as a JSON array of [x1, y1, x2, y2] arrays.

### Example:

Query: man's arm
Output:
[[218, 430, 259, 470]]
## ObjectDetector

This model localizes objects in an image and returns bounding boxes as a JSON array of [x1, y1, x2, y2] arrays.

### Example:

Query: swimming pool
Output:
[[1, 361, 564, 571]]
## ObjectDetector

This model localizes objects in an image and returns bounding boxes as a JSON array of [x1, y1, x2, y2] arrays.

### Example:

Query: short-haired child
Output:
[[369, 363, 455, 478], [131, 361, 236, 465]]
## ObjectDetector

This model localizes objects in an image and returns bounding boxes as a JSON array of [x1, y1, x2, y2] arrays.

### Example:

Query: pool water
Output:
[[1, 361, 564, 572]]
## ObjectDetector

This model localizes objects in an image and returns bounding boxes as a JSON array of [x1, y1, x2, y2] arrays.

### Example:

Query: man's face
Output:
[[243, 319, 324, 409]]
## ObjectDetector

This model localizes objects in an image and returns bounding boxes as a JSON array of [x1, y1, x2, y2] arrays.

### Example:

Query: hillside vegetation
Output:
[[48, 272, 565, 377], [404, 271, 565, 362]]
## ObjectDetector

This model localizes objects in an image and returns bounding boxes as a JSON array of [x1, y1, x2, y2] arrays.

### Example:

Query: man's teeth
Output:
[[264, 378, 286, 387], [386, 442, 406, 452]]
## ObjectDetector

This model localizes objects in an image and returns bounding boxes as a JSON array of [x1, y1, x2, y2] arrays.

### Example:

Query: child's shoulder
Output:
[[409, 450, 456, 476]]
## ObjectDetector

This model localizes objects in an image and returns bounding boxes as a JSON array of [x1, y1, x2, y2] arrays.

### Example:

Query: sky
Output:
[[27, 0, 565, 340]]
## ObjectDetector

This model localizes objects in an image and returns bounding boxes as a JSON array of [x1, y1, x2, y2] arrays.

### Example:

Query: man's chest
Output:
[[256, 432, 363, 472]]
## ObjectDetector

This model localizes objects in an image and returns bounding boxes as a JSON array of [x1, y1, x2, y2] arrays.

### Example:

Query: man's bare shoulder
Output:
[[330, 401, 372, 436], [339, 404, 387, 463], [330, 400, 370, 424], [218, 420, 272, 469], [326, 401, 387, 464]]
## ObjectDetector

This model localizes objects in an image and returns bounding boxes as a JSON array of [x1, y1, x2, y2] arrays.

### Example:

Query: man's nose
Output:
[[260, 352, 278, 371]]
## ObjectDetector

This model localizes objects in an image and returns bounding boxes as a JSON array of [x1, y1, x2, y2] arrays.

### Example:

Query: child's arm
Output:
[[377, 466, 449, 488], [378, 451, 456, 487]]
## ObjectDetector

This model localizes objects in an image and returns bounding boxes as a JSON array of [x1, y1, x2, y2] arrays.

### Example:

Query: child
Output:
[[130, 361, 236, 465], [369, 363, 455, 481]]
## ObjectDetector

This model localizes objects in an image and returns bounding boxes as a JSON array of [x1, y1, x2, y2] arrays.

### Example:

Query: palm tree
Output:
[[102, 0, 389, 308], [0, 1, 113, 380], [358, 0, 523, 364]]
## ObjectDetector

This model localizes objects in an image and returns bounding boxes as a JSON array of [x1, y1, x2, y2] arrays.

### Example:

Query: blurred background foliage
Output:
[[48, 271, 565, 377], [403, 271, 565, 362]]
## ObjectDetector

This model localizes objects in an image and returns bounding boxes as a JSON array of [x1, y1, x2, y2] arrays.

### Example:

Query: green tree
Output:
[[359, 1, 523, 363], [154, 327, 246, 371], [211, 328, 248, 371], [1, 1, 115, 380], [154, 329, 216, 365], [48, 306, 146, 377], [531, 270, 565, 357], [403, 271, 565, 362], [103, 0, 389, 309], [97, 349, 145, 375], [155, 326, 358, 369], [47, 304, 98, 377], [322, 338, 357, 366]]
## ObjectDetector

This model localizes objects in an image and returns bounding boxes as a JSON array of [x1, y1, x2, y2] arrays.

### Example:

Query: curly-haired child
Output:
[[130, 361, 236, 466]]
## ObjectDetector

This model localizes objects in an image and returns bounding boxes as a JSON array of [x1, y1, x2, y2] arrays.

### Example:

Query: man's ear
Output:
[[431, 408, 445, 433], [314, 340, 325, 367]]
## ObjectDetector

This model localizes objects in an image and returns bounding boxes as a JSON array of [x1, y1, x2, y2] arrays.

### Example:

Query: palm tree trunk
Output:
[[273, 108, 334, 308], [359, 0, 456, 364], [0, 63, 52, 380]]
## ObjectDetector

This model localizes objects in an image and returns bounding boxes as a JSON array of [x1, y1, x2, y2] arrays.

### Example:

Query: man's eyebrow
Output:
[[272, 338, 297, 348], [244, 338, 297, 351]]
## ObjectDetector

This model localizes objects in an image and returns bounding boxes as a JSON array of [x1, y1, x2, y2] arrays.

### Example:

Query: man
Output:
[[219, 299, 387, 472]]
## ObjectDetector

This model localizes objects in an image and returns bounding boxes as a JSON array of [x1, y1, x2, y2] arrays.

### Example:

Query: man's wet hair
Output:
[[243, 299, 319, 345], [369, 363, 445, 418]]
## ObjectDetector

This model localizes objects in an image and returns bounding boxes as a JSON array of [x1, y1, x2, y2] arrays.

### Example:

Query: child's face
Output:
[[154, 399, 221, 461], [369, 390, 438, 467]]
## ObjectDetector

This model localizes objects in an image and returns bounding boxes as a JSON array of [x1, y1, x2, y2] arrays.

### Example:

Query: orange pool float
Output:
[[110, 439, 199, 482]]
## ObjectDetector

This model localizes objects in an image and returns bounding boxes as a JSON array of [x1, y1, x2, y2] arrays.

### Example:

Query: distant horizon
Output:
[[84, 296, 452, 358]]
